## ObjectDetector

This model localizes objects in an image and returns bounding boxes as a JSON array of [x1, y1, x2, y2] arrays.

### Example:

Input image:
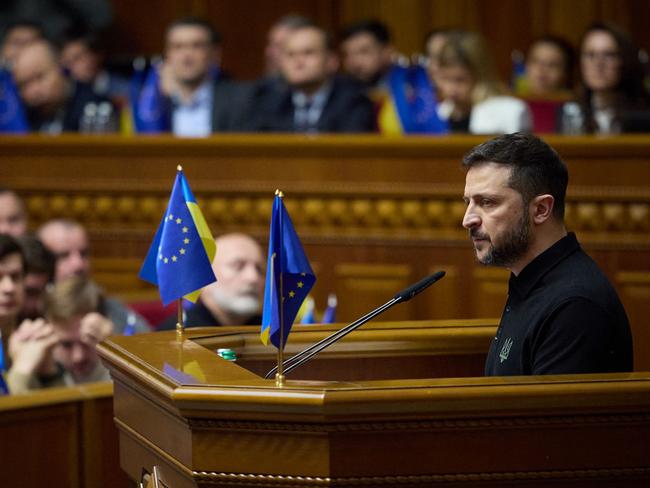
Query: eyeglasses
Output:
[[581, 50, 621, 63]]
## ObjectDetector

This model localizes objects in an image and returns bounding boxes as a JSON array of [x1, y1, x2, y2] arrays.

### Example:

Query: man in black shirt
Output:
[[461, 133, 632, 375]]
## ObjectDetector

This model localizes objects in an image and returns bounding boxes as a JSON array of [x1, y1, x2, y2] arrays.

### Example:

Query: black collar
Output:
[[508, 232, 580, 300]]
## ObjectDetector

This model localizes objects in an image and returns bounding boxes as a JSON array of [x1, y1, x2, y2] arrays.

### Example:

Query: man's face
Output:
[[53, 316, 98, 380], [341, 32, 390, 84], [436, 64, 474, 112], [526, 42, 566, 96], [425, 32, 448, 84], [40, 225, 90, 281], [165, 25, 214, 85], [61, 40, 101, 84], [1, 26, 41, 64], [0, 193, 27, 237], [0, 252, 24, 320], [21, 272, 49, 320], [281, 28, 336, 90], [13, 43, 68, 114], [265, 24, 292, 76], [202, 236, 265, 320], [462, 163, 531, 269], [581, 30, 621, 92]]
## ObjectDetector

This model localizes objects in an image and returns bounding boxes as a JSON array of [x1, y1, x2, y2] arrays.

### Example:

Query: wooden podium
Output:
[[98, 320, 650, 488]]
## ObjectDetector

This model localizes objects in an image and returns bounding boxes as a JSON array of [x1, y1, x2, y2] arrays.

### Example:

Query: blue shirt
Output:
[[171, 81, 213, 137]]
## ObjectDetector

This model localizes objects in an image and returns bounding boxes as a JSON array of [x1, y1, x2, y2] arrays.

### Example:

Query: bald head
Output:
[[200, 233, 265, 325], [38, 220, 90, 282], [13, 40, 68, 114]]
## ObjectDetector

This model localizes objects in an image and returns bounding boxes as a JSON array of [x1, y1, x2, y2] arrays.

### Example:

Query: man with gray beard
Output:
[[461, 132, 632, 376], [159, 233, 264, 329]]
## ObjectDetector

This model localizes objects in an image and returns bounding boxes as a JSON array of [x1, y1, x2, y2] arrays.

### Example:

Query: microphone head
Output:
[[394, 271, 445, 303]]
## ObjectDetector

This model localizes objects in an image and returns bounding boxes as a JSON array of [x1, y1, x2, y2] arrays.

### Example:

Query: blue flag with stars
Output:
[[139, 167, 216, 305], [0, 67, 29, 133], [261, 193, 315, 349], [0, 331, 9, 394]]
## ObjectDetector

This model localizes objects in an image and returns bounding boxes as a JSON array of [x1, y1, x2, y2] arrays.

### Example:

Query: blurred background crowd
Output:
[[2, 0, 650, 136]]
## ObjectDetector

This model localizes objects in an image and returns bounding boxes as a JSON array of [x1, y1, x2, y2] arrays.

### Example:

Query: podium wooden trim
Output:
[[98, 320, 650, 487]]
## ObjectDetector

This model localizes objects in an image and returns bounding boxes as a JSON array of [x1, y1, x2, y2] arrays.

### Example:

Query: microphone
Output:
[[264, 271, 445, 379]]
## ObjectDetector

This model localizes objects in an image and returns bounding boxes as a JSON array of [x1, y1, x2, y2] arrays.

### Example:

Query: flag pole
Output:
[[176, 298, 184, 340], [275, 189, 285, 387]]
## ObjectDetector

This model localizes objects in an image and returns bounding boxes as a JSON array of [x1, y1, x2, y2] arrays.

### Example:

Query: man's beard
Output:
[[471, 210, 530, 268], [209, 287, 261, 317]]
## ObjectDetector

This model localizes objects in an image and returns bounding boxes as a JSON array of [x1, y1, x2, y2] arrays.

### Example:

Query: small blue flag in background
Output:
[[139, 166, 216, 305], [261, 192, 315, 349], [0, 67, 29, 133], [131, 62, 171, 133]]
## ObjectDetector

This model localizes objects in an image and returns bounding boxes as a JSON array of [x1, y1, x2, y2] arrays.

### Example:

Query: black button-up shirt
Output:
[[485, 233, 633, 376]]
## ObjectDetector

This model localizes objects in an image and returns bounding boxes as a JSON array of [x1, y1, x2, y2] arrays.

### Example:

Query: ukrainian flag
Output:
[[139, 166, 216, 305]]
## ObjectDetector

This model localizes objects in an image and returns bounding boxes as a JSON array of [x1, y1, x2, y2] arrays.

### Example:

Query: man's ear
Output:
[[531, 194, 554, 224]]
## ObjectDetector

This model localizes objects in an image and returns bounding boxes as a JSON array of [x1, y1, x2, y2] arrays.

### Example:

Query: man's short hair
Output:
[[291, 23, 335, 52], [0, 233, 25, 269], [340, 19, 390, 45], [166, 16, 222, 46], [462, 132, 568, 219], [18, 234, 55, 281], [272, 14, 313, 31], [46, 277, 104, 325], [1, 20, 45, 41]]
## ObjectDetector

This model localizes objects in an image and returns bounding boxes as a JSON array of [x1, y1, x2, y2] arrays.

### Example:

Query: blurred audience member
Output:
[[424, 28, 454, 90], [7, 277, 112, 394], [562, 22, 649, 134], [340, 19, 395, 90], [0, 188, 28, 237], [0, 0, 112, 47], [160, 17, 244, 136], [61, 30, 129, 101], [38, 219, 150, 334], [12, 40, 115, 133], [0, 20, 43, 66], [435, 30, 531, 134], [0, 235, 25, 352], [525, 36, 575, 99], [247, 23, 375, 133], [17, 235, 55, 321], [265, 15, 312, 78], [159, 233, 265, 329]]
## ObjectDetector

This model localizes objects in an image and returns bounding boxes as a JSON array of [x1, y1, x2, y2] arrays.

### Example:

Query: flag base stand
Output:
[[275, 373, 285, 387], [175, 323, 184, 341], [175, 298, 184, 341]]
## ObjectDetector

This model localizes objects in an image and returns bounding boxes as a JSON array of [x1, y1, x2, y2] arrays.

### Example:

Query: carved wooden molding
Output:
[[187, 413, 650, 432], [192, 467, 650, 485]]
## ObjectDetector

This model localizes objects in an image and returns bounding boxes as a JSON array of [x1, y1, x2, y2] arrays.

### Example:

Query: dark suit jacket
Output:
[[242, 75, 376, 133]]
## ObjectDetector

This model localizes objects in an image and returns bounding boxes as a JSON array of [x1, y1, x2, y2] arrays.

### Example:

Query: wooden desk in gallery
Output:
[[0, 382, 130, 488], [1, 134, 649, 369], [98, 320, 650, 488]]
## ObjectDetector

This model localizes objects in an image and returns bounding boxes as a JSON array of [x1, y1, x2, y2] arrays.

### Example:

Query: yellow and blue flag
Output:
[[0, 67, 29, 133], [139, 167, 216, 305], [0, 331, 8, 394], [261, 193, 315, 349]]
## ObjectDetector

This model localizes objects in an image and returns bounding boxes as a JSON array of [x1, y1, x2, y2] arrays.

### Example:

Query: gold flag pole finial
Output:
[[275, 189, 284, 198], [177, 164, 183, 172]]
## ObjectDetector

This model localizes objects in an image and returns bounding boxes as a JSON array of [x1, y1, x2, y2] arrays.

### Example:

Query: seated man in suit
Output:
[[160, 16, 247, 135], [159, 233, 265, 330], [37, 219, 150, 334], [247, 22, 376, 133], [12, 39, 115, 133], [7, 277, 113, 394]]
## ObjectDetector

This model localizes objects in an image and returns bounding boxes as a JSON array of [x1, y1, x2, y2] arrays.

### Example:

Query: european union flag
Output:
[[261, 192, 315, 349], [0, 331, 8, 394], [0, 67, 29, 133], [132, 63, 171, 133], [408, 64, 448, 134], [139, 167, 216, 305]]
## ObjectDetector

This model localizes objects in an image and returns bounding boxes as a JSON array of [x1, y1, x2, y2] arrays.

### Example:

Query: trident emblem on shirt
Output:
[[499, 337, 514, 363]]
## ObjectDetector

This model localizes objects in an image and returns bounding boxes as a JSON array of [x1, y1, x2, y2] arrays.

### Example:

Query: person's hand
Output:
[[79, 312, 113, 346], [9, 319, 59, 376]]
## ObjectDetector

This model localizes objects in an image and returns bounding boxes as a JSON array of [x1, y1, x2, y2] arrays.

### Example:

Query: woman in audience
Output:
[[524, 36, 574, 99], [563, 22, 649, 134], [434, 30, 531, 134]]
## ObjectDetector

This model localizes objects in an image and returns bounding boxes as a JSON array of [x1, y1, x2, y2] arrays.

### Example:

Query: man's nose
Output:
[[0, 275, 16, 294], [462, 204, 480, 229]]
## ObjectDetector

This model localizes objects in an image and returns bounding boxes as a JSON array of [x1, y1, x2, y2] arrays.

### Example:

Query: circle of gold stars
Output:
[[158, 213, 191, 265]]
